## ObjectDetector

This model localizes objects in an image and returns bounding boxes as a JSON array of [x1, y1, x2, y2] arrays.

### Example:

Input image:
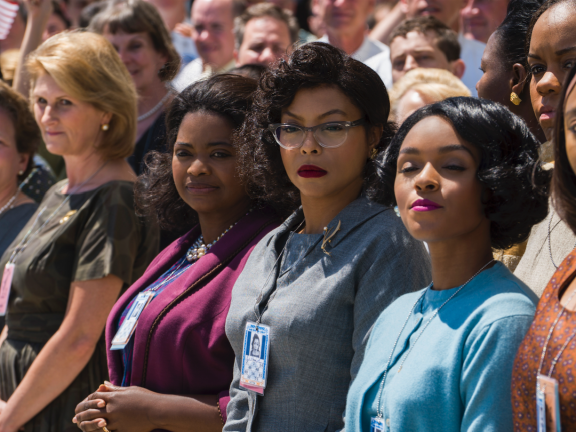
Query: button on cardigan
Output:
[[224, 196, 432, 432]]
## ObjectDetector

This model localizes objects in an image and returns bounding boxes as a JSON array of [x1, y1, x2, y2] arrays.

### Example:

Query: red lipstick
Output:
[[297, 165, 328, 178], [411, 198, 442, 212]]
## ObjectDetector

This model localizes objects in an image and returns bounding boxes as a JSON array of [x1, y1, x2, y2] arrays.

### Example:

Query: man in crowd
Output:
[[461, 0, 509, 43], [234, 3, 298, 67], [172, 0, 245, 92], [397, 0, 484, 95], [388, 17, 465, 85], [316, 0, 392, 87]]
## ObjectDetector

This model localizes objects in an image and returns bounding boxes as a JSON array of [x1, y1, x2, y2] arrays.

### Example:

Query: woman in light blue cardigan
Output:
[[344, 98, 551, 432]]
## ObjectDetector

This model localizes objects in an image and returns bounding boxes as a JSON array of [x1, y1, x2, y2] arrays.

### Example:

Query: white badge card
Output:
[[239, 321, 270, 395], [0, 263, 15, 316], [370, 417, 385, 432], [536, 375, 562, 432], [110, 291, 154, 350]]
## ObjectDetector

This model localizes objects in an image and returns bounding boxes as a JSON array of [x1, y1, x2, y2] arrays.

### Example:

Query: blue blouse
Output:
[[344, 262, 538, 432]]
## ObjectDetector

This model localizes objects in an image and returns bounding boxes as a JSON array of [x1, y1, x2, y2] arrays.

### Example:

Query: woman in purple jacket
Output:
[[72, 74, 281, 432]]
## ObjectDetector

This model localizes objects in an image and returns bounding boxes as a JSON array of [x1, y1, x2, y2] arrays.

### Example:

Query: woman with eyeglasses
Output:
[[222, 42, 431, 432]]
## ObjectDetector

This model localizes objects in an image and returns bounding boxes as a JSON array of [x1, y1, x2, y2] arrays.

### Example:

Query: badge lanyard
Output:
[[110, 256, 194, 350], [238, 219, 305, 395], [0, 163, 108, 316], [535, 288, 576, 432], [370, 260, 495, 432]]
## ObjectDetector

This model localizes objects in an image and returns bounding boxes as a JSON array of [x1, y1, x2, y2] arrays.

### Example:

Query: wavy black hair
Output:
[[235, 42, 396, 216], [553, 65, 576, 234], [135, 74, 258, 231], [379, 97, 551, 250]]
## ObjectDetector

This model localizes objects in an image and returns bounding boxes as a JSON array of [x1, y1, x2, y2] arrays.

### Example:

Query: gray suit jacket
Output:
[[224, 197, 432, 432]]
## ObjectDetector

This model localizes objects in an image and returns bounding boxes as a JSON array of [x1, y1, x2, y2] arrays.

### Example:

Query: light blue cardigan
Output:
[[344, 262, 538, 432]]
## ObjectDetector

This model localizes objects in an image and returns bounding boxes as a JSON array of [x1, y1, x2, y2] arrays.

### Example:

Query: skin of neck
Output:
[[196, 198, 252, 244], [426, 218, 494, 290], [300, 176, 363, 234], [0, 181, 19, 210], [62, 151, 108, 191], [325, 26, 366, 55], [138, 80, 169, 116]]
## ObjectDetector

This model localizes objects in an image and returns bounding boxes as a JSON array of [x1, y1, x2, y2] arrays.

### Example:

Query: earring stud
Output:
[[510, 92, 522, 106], [101, 124, 109, 131], [370, 148, 378, 160], [18, 170, 24, 175]]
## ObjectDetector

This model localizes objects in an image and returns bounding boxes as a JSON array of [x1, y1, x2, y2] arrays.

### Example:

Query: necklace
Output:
[[186, 208, 253, 262], [137, 91, 172, 122], [548, 211, 576, 269], [0, 189, 19, 217], [373, 259, 495, 420]]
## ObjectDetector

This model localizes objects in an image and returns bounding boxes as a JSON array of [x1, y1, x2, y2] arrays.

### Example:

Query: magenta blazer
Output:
[[105, 207, 280, 423]]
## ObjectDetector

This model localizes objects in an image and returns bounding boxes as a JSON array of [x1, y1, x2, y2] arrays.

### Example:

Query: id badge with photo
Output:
[[239, 321, 270, 395], [537, 374, 562, 432], [0, 263, 15, 316], [110, 291, 155, 350], [370, 417, 386, 432]]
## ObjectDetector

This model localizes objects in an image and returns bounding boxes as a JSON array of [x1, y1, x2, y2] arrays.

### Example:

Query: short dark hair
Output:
[[553, 66, 576, 234], [90, 0, 180, 81], [235, 42, 396, 217], [390, 16, 460, 62], [0, 81, 41, 181], [493, 0, 545, 72], [379, 97, 551, 250], [228, 63, 267, 80], [234, 3, 299, 49], [135, 74, 258, 231]]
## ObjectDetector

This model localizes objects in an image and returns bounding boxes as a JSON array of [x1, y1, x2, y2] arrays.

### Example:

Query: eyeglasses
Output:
[[268, 119, 365, 149]]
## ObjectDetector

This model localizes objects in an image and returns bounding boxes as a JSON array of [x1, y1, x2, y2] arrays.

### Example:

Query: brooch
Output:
[[59, 210, 77, 224], [321, 220, 341, 256]]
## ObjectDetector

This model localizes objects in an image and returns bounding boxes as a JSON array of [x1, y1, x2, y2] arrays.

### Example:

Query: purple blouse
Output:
[[105, 208, 280, 425]]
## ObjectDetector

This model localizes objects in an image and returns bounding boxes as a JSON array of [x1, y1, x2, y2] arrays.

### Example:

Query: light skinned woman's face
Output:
[[103, 30, 167, 93], [279, 85, 378, 201], [172, 112, 250, 217], [394, 116, 489, 244], [0, 108, 28, 192], [32, 73, 111, 158], [564, 87, 576, 174], [528, 3, 576, 141]]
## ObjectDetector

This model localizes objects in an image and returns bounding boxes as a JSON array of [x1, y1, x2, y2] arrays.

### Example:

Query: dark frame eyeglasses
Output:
[[268, 119, 365, 149]]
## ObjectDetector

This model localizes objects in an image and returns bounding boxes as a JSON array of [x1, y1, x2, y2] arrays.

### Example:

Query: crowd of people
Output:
[[0, 0, 575, 430]]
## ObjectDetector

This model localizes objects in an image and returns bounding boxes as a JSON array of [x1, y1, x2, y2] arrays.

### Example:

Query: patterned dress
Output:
[[512, 249, 576, 431], [0, 180, 159, 432]]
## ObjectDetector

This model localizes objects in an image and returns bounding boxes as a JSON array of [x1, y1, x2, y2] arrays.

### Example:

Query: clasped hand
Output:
[[73, 383, 161, 432]]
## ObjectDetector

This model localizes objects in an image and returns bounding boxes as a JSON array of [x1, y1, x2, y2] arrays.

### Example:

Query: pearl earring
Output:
[[101, 124, 109, 131], [18, 170, 24, 175]]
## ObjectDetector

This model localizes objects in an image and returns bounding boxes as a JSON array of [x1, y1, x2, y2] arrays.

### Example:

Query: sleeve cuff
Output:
[[218, 390, 230, 424]]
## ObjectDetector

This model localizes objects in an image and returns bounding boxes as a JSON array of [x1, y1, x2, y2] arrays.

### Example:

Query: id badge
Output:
[[0, 263, 15, 316], [370, 416, 386, 432], [239, 321, 270, 395], [110, 291, 154, 350], [536, 374, 562, 432]]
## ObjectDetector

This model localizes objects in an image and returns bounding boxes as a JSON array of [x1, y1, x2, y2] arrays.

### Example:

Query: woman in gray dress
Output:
[[223, 42, 432, 432]]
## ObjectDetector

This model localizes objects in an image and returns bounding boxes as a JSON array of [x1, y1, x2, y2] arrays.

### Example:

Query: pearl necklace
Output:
[[137, 91, 172, 123], [0, 189, 19, 218], [186, 208, 253, 262]]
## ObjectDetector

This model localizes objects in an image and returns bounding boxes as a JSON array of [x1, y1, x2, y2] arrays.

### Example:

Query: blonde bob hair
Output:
[[389, 68, 470, 121], [26, 30, 137, 160]]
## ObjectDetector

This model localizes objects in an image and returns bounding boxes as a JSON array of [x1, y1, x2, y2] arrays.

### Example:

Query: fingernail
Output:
[[104, 381, 112, 385], [97, 400, 105, 408], [72, 417, 77, 423], [98, 420, 107, 427]]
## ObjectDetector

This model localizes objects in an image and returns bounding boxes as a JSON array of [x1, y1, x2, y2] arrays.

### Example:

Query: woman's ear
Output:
[[511, 63, 529, 97], [369, 124, 384, 150]]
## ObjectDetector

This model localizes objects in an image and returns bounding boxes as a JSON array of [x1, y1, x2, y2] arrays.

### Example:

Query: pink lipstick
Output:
[[411, 198, 442, 212], [297, 165, 328, 178]]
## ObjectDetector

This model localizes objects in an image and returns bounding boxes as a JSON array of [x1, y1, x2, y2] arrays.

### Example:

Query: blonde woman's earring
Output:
[[101, 124, 109, 131], [510, 92, 522, 106]]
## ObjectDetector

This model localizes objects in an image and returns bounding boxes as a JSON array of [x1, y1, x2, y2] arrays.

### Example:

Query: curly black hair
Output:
[[378, 97, 551, 250], [135, 74, 258, 231], [235, 42, 396, 216], [552, 65, 576, 234]]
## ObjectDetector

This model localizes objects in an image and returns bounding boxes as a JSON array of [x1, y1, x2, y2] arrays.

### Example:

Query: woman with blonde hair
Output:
[[389, 68, 471, 123], [0, 31, 159, 431]]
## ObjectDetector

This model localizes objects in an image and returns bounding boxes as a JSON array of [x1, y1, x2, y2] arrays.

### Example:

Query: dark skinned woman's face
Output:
[[477, 32, 512, 107], [172, 112, 250, 217]]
